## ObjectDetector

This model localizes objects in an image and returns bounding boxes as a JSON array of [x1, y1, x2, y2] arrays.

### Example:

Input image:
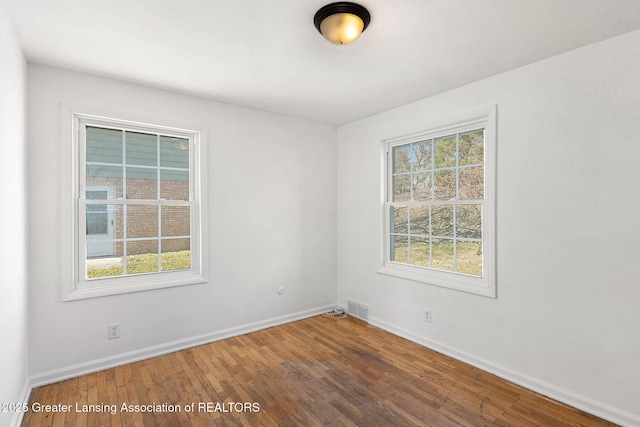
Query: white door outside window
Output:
[[86, 187, 115, 257]]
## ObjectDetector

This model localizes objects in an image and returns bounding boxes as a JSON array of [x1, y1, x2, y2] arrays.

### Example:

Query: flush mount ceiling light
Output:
[[314, 2, 371, 45]]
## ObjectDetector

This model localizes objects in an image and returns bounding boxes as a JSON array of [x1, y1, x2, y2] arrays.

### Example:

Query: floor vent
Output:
[[347, 299, 370, 322]]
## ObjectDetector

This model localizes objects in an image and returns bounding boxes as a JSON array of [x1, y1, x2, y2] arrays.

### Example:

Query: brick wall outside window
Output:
[[87, 177, 189, 256]]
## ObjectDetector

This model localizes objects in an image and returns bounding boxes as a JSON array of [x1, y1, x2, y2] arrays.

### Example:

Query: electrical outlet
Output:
[[424, 309, 432, 323], [108, 323, 120, 339]]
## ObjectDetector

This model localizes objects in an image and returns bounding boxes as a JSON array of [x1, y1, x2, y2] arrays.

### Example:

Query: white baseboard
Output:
[[10, 378, 32, 427], [368, 316, 640, 427], [30, 304, 334, 388]]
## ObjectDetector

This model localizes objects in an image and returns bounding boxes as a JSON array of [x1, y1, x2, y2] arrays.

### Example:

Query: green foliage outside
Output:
[[87, 250, 190, 279]]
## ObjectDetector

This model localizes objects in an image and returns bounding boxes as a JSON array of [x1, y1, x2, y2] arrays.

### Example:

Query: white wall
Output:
[[337, 30, 640, 425], [0, 1, 29, 427], [27, 65, 337, 378]]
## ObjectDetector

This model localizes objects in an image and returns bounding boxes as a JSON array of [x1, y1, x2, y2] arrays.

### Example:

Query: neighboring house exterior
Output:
[[86, 126, 190, 258]]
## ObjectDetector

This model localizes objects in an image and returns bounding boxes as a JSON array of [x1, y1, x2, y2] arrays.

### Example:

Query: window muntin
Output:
[[64, 112, 205, 300], [389, 129, 484, 276]]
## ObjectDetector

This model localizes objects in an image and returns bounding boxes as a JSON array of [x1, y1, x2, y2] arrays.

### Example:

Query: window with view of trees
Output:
[[390, 129, 484, 275], [62, 113, 206, 301], [379, 106, 496, 297]]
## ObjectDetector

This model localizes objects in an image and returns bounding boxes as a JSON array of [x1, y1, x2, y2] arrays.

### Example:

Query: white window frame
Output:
[[61, 110, 208, 301], [377, 105, 496, 298]]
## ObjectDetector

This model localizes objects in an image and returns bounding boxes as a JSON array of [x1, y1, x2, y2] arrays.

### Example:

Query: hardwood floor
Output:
[[22, 315, 614, 426]]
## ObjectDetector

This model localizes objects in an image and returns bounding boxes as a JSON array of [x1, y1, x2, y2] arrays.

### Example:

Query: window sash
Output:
[[386, 126, 485, 276], [78, 200, 196, 281]]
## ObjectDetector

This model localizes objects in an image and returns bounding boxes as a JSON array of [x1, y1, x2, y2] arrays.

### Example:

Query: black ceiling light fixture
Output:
[[314, 2, 371, 45]]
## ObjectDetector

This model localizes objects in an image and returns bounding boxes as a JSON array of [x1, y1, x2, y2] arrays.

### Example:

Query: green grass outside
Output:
[[392, 241, 482, 276], [87, 250, 191, 279]]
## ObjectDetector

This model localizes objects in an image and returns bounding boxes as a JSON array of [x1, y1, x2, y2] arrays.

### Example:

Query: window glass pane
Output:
[[456, 205, 482, 239], [160, 170, 189, 201], [410, 237, 429, 267], [85, 204, 122, 279], [86, 189, 109, 201], [393, 174, 411, 202], [161, 238, 191, 271], [434, 134, 456, 168], [126, 240, 159, 274], [127, 205, 158, 238], [391, 206, 408, 235], [434, 169, 456, 200], [126, 167, 157, 200], [126, 131, 157, 166], [412, 171, 432, 201], [458, 130, 484, 166], [86, 166, 122, 196], [86, 210, 108, 234], [390, 235, 408, 263], [160, 136, 189, 168], [411, 140, 432, 171], [409, 206, 429, 236], [456, 241, 482, 276], [431, 205, 453, 237], [86, 127, 122, 164], [459, 166, 484, 200], [113, 205, 124, 241], [431, 238, 454, 272], [161, 206, 190, 237], [86, 256, 123, 279], [392, 145, 411, 174], [85, 204, 120, 255]]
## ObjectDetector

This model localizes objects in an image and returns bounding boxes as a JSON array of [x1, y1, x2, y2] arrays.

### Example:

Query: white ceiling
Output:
[[6, 0, 640, 125]]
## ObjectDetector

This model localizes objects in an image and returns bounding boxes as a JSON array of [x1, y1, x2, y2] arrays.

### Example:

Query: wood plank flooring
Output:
[[22, 315, 614, 426]]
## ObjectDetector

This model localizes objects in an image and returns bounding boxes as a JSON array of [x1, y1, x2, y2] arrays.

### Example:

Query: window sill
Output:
[[63, 272, 207, 301], [377, 263, 496, 298]]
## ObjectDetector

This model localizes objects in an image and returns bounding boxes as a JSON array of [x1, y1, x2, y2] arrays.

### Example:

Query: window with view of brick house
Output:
[[62, 113, 206, 301]]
